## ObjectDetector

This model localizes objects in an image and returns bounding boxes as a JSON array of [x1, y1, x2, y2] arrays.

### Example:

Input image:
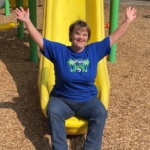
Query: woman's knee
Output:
[[47, 97, 75, 119], [94, 99, 108, 118], [47, 97, 63, 117], [98, 104, 108, 119]]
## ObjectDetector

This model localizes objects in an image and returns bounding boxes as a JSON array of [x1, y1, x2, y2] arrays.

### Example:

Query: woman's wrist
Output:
[[125, 17, 132, 24], [24, 18, 31, 25]]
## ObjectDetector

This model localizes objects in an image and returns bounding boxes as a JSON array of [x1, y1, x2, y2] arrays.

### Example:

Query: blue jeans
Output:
[[47, 96, 108, 150]]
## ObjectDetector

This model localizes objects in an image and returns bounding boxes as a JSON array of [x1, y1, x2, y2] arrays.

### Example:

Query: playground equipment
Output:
[[0, 0, 18, 31], [0, 22, 18, 30], [0, 0, 9, 16], [9, 0, 28, 10], [0, 0, 28, 31], [38, 0, 110, 135], [0, 0, 38, 62], [0, 0, 28, 16], [0, 0, 24, 35], [108, 0, 120, 62]]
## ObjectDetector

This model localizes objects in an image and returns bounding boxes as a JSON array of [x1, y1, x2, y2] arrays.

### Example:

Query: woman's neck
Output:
[[71, 45, 84, 53]]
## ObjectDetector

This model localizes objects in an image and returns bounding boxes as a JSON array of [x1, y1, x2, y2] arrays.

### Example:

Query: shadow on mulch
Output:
[[0, 28, 52, 149]]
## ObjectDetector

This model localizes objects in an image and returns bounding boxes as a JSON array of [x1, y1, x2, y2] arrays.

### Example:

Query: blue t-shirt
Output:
[[41, 37, 110, 102]]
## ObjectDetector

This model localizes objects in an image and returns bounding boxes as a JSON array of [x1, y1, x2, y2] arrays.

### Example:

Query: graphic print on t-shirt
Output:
[[68, 59, 90, 72]]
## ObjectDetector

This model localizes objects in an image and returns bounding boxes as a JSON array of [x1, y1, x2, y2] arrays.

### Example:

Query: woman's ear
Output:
[[69, 33, 72, 42]]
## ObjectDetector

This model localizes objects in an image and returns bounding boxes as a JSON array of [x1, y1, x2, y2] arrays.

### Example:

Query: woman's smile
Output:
[[71, 28, 88, 52]]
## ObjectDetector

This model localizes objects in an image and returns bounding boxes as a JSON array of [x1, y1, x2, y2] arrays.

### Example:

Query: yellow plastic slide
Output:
[[38, 0, 110, 135]]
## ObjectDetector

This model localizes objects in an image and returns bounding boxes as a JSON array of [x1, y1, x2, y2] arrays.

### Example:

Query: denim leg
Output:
[[76, 97, 108, 150], [47, 97, 75, 150]]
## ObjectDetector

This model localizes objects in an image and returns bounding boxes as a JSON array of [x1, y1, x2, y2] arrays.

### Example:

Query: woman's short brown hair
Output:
[[69, 20, 91, 42]]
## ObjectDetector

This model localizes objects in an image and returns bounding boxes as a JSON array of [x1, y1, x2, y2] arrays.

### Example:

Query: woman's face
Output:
[[70, 27, 88, 52]]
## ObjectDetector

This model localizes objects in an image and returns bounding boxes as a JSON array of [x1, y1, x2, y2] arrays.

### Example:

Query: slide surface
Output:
[[38, 0, 110, 135]]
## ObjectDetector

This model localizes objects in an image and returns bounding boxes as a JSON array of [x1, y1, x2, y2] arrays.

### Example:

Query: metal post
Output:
[[29, 0, 38, 62], [5, 0, 10, 16], [16, 0, 24, 38], [108, 0, 119, 63]]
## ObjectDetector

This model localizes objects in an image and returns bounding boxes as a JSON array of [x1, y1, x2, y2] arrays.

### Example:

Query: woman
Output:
[[15, 7, 136, 150]]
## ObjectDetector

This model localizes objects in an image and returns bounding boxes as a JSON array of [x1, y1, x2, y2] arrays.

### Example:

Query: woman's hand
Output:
[[15, 7, 30, 23], [126, 7, 137, 23]]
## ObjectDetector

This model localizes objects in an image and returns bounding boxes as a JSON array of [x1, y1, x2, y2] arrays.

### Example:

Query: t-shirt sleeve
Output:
[[88, 36, 111, 61], [40, 38, 64, 62]]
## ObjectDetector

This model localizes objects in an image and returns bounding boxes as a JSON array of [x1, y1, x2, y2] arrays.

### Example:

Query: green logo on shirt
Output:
[[68, 59, 90, 72]]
